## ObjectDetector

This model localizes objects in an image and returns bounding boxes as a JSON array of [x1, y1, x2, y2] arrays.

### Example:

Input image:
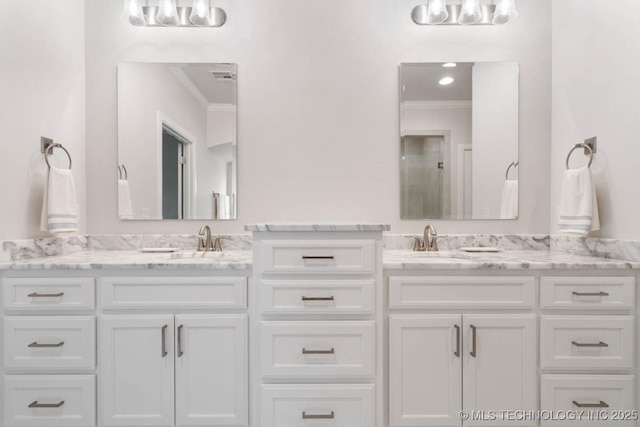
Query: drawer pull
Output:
[[28, 292, 64, 298], [302, 411, 335, 419], [161, 325, 168, 358], [572, 291, 609, 297], [572, 341, 609, 348], [302, 348, 335, 355], [28, 341, 64, 348], [454, 324, 461, 357], [302, 256, 335, 260], [470, 324, 477, 357], [177, 325, 184, 357], [29, 400, 65, 408], [301, 296, 335, 301], [573, 400, 609, 408]]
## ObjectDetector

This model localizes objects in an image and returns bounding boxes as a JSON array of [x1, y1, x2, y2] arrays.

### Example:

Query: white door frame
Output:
[[157, 111, 197, 219]]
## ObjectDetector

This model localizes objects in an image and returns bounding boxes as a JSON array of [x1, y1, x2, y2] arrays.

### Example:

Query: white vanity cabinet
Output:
[[388, 275, 537, 427], [1, 276, 97, 427], [539, 276, 637, 427], [249, 226, 387, 427], [98, 276, 248, 427]]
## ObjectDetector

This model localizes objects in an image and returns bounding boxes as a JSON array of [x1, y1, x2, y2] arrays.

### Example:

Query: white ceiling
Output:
[[180, 63, 237, 105], [401, 62, 473, 102]]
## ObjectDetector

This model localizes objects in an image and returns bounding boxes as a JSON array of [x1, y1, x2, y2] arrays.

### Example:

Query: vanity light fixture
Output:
[[122, 0, 227, 28], [412, 0, 518, 26], [439, 77, 454, 85]]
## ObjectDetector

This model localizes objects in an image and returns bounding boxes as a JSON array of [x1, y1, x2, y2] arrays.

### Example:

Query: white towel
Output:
[[40, 166, 78, 234], [558, 165, 600, 235], [500, 180, 519, 219], [118, 179, 133, 219], [216, 194, 230, 219]]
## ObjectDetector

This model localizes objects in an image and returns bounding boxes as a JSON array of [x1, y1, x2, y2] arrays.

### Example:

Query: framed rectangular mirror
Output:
[[400, 62, 519, 220], [117, 62, 237, 220]]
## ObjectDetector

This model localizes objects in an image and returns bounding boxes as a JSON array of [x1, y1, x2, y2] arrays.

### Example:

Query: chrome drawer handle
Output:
[[302, 348, 335, 355], [572, 341, 609, 348], [161, 325, 168, 358], [302, 256, 335, 260], [572, 291, 609, 297], [573, 400, 609, 408], [302, 411, 335, 419], [454, 325, 461, 358], [28, 341, 64, 348], [301, 296, 335, 301], [177, 325, 184, 358], [28, 292, 64, 298], [470, 324, 477, 358], [29, 400, 65, 408]]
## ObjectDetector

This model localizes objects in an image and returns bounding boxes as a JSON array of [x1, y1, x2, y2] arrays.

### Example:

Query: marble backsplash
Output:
[[384, 234, 551, 251], [551, 235, 640, 262]]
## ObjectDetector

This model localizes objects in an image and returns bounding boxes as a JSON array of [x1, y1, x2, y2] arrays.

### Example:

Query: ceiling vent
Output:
[[210, 71, 237, 81]]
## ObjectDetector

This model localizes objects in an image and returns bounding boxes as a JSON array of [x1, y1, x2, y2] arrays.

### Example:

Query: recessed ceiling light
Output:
[[443, 63, 457, 68], [439, 77, 454, 85]]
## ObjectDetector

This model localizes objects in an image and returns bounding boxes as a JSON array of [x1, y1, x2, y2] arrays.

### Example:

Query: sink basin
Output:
[[168, 251, 224, 259]]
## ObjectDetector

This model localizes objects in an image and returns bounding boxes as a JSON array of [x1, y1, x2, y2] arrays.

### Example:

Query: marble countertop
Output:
[[384, 250, 640, 270], [244, 223, 391, 232], [0, 250, 253, 271], [1, 248, 639, 271]]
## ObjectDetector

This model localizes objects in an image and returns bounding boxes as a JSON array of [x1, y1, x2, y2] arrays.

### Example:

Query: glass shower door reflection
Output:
[[401, 135, 445, 219]]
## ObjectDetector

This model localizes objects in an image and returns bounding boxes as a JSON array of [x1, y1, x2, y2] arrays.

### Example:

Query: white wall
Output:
[[85, 0, 551, 234], [551, 0, 640, 239], [472, 62, 519, 219], [0, 0, 85, 240]]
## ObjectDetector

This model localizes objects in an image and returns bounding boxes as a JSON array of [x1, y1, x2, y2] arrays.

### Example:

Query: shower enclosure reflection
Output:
[[117, 62, 237, 220], [400, 62, 519, 220]]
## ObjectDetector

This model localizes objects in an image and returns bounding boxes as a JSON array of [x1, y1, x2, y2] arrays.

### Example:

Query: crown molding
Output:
[[207, 103, 237, 112]]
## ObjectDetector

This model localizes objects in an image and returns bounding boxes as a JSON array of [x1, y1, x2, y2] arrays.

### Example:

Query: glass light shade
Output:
[[425, 0, 449, 25], [189, 0, 212, 26], [156, 0, 179, 26], [458, 0, 482, 25], [122, 0, 146, 27], [492, 0, 518, 25]]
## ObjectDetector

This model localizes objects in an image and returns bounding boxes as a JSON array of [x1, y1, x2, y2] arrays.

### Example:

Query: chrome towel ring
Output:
[[566, 143, 593, 170], [44, 143, 72, 170], [505, 161, 519, 180], [118, 165, 128, 180]]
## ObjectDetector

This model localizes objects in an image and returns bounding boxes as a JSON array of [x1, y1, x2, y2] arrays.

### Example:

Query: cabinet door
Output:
[[463, 315, 536, 427], [175, 315, 247, 426], [100, 315, 175, 427], [389, 315, 462, 427]]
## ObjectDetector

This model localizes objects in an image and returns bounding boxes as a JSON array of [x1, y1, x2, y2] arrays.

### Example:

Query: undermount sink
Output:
[[168, 251, 224, 259]]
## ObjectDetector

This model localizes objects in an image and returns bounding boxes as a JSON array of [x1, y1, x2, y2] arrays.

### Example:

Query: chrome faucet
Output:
[[413, 224, 441, 252], [197, 225, 222, 252]]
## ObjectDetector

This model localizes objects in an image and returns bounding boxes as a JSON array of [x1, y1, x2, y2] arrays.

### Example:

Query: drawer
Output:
[[261, 321, 375, 379], [3, 316, 96, 370], [260, 384, 374, 427], [540, 316, 634, 370], [101, 276, 246, 309], [3, 375, 96, 427], [3, 278, 95, 311], [540, 375, 636, 426], [540, 277, 635, 310], [389, 276, 535, 309], [261, 280, 375, 315], [260, 240, 376, 275]]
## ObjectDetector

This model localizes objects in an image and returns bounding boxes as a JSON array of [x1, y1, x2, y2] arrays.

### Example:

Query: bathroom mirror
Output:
[[117, 62, 237, 220], [400, 62, 519, 220]]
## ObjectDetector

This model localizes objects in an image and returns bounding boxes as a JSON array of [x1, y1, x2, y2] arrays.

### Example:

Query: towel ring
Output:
[[118, 165, 128, 180], [566, 143, 593, 170], [122, 165, 128, 180], [44, 143, 72, 170], [505, 161, 519, 180]]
